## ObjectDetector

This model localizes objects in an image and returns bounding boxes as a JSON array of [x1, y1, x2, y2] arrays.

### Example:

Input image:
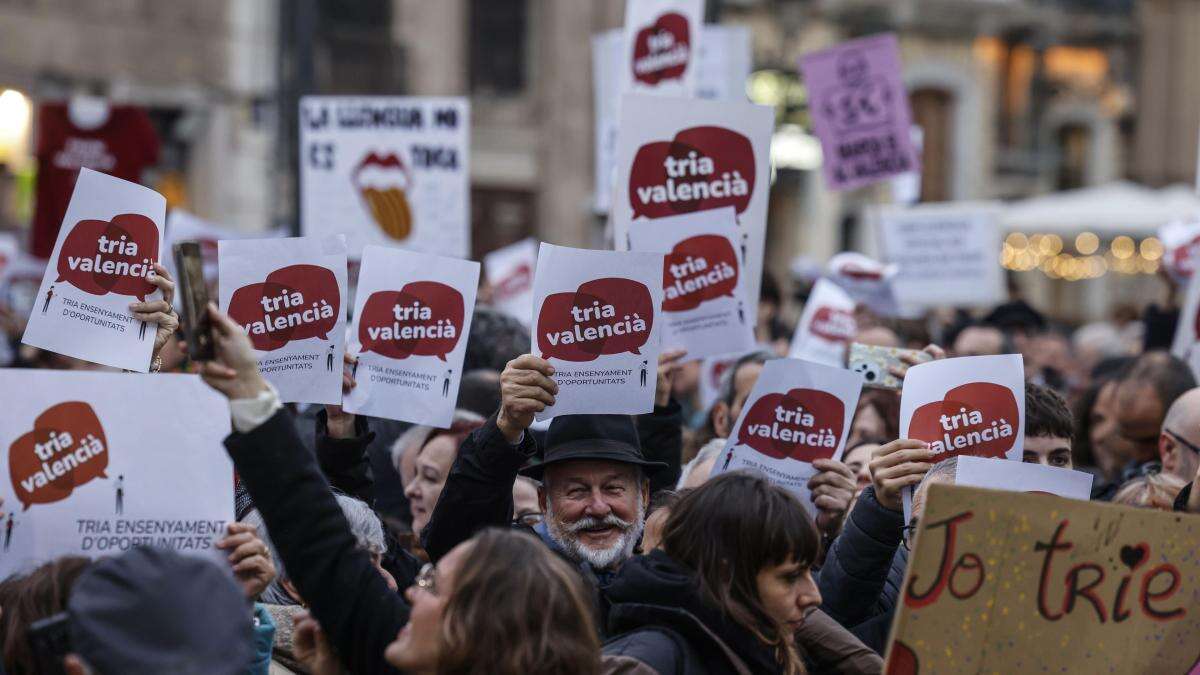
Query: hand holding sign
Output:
[[127, 262, 178, 362], [868, 439, 935, 511], [807, 458, 855, 535], [215, 521, 277, 600], [497, 355, 558, 443]]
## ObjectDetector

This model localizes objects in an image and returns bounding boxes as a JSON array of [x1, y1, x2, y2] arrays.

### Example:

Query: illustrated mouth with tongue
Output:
[[353, 152, 414, 241]]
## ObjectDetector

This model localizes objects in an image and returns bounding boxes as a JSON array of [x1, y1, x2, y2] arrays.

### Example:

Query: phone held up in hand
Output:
[[847, 342, 931, 390], [172, 241, 215, 361]]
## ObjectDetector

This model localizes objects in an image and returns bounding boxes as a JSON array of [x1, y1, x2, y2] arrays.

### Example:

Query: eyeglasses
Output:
[[512, 512, 544, 527], [415, 563, 438, 596], [1166, 429, 1200, 456], [901, 521, 919, 552]]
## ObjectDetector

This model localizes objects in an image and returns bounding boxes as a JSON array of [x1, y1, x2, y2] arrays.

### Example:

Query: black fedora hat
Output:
[[519, 414, 667, 481]]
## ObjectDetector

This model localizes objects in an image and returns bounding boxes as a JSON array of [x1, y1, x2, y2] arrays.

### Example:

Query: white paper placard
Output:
[[954, 456, 1092, 500], [698, 350, 751, 411], [218, 235, 348, 405], [788, 278, 857, 367], [483, 238, 537, 328], [1160, 215, 1200, 284], [299, 96, 469, 259], [0, 370, 233, 579], [345, 245, 479, 427], [824, 251, 902, 318], [899, 354, 1025, 520], [531, 243, 665, 419], [710, 358, 863, 513], [22, 168, 165, 372], [612, 94, 774, 308], [695, 24, 752, 101], [629, 206, 755, 360], [621, 0, 704, 98], [875, 202, 1005, 308], [1172, 269, 1200, 361]]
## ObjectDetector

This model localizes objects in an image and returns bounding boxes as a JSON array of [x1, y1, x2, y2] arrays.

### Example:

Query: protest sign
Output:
[[629, 206, 755, 360], [875, 202, 1005, 308], [531, 243, 664, 419], [299, 96, 469, 258], [888, 127, 924, 205], [621, 0, 703, 97], [899, 354, 1025, 520], [21, 168, 165, 372], [163, 210, 279, 301], [824, 251, 902, 317], [612, 94, 774, 307], [788, 279, 857, 367], [884, 485, 1200, 674], [345, 245, 479, 427], [483, 238, 537, 328], [218, 235, 348, 405], [1160, 215, 1200, 284], [695, 25, 752, 101], [799, 33, 920, 191], [1171, 270, 1200, 363], [698, 350, 749, 411], [0, 370, 233, 579], [710, 358, 862, 512], [954, 455, 1092, 500]]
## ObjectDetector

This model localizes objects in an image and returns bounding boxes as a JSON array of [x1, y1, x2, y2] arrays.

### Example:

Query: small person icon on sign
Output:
[[443, 369, 453, 397], [640, 360, 649, 388], [43, 285, 55, 314]]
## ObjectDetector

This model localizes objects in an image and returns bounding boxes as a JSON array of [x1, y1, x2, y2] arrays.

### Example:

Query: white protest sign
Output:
[[954, 456, 1092, 500], [1160, 215, 1200, 285], [22, 169, 165, 372], [1172, 270, 1200, 362], [612, 94, 774, 307], [698, 350, 751, 411], [824, 251, 902, 317], [0, 370, 233, 579], [788, 279, 856, 367], [483, 238, 537, 328], [629, 207, 755, 361], [710, 358, 862, 512], [695, 25, 752, 101], [889, 126, 924, 205], [899, 354, 1025, 520], [531, 243, 664, 419], [300, 96, 469, 258], [621, 0, 704, 97], [218, 235, 348, 405], [345, 245, 479, 427], [875, 202, 1005, 308]]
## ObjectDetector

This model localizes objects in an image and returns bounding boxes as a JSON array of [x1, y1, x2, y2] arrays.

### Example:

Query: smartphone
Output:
[[172, 241, 215, 361], [847, 342, 931, 390], [28, 612, 71, 675]]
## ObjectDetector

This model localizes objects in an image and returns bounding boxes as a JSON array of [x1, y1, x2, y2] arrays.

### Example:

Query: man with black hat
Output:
[[421, 353, 678, 585]]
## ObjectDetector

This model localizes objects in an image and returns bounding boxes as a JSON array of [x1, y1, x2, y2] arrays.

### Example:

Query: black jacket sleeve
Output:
[[226, 409, 405, 675], [420, 413, 538, 562], [636, 399, 684, 495], [1176, 481, 1194, 512], [314, 409, 376, 505], [816, 486, 904, 632]]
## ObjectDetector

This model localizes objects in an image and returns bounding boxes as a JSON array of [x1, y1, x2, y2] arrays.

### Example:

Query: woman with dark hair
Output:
[[847, 390, 899, 449], [602, 472, 875, 674], [0, 556, 93, 674]]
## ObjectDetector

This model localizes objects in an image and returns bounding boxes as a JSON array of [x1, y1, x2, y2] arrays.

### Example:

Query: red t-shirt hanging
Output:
[[31, 103, 160, 258]]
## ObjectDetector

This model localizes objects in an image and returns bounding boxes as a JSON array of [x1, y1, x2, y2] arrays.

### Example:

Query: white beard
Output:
[[545, 499, 646, 571]]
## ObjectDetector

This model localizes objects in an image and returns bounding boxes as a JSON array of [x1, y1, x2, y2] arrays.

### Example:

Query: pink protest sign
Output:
[[799, 33, 920, 191]]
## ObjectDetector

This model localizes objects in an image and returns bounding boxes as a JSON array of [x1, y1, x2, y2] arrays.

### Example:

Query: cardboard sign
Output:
[[21, 169, 165, 372], [899, 354, 1025, 520], [531, 243, 664, 419], [612, 94, 773, 308], [710, 358, 862, 511], [0, 370, 233, 578], [299, 96, 469, 258], [875, 202, 1005, 308], [629, 206, 755, 360], [218, 235, 348, 405], [884, 485, 1200, 674], [345, 245, 479, 427], [799, 33, 920, 191], [788, 279, 857, 367], [593, 25, 752, 213], [1160, 215, 1200, 284], [955, 455, 1092, 500], [621, 0, 704, 97], [825, 251, 902, 317], [483, 238, 537, 328]]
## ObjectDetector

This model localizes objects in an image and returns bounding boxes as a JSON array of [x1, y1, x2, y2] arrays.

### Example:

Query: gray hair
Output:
[[390, 409, 486, 476], [921, 456, 959, 488], [676, 438, 725, 489], [241, 493, 386, 604]]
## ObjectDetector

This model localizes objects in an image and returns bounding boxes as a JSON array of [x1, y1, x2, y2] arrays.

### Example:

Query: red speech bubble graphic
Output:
[[629, 126, 756, 220], [736, 388, 846, 463], [908, 382, 1019, 460], [227, 264, 340, 351], [631, 11, 691, 85], [358, 281, 464, 361], [9, 401, 108, 510], [55, 214, 159, 300], [662, 234, 739, 312], [493, 262, 532, 302], [1170, 234, 1200, 280], [809, 306, 856, 342], [537, 277, 654, 362]]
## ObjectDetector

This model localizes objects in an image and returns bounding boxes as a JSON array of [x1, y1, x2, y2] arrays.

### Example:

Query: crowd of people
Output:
[[1, 259, 1200, 675]]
